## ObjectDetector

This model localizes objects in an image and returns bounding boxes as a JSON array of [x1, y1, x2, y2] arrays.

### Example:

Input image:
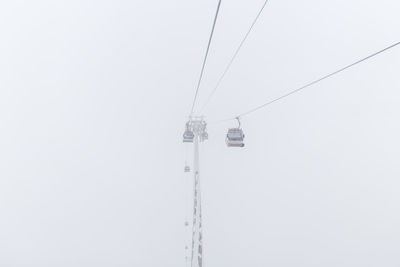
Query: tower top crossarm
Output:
[[187, 117, 208, 143]]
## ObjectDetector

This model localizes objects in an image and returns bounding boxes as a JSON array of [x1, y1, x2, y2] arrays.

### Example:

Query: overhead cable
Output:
[[190, 0, 222, 115], [212, 40, 400, 123], [200, 0, 270, 114]]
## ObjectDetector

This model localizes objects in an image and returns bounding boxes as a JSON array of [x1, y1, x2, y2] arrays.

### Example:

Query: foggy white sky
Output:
[[0, 0, 399, 266]]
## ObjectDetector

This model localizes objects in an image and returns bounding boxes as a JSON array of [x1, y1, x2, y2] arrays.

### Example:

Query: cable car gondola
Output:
[[183, 130, 194, 142], [184, 165, 190, 172], [226, 117, 245, 147], [183, 122, 194, 143]]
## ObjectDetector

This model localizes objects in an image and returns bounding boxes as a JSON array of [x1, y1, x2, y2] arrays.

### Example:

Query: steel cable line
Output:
[[200, 0, 270, 114], [210, 40, 400, 123], [190, 0, 222, 116]]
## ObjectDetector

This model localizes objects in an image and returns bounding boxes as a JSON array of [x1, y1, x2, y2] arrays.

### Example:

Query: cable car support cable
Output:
[[190, 0, 222, 116], [200, 0, 270, 114], [211, 40, 400, 123]]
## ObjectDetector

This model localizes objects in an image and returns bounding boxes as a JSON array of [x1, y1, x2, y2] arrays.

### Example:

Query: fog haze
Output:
[[0, 0, 399, 266]]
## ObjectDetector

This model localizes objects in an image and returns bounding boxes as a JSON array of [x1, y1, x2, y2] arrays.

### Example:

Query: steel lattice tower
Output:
[[187, 118, 207, 267]]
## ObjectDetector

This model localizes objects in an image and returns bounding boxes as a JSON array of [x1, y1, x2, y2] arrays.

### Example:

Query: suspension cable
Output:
[[190, 0, 222, 116], [200, 0, 270, 114], [211, 40, 400, 123]]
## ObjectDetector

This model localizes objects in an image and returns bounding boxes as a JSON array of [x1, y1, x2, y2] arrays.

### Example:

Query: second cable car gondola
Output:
[[226, 117, 245, 147], [184, 165, 190, 172], [183, 122, 194, 143]]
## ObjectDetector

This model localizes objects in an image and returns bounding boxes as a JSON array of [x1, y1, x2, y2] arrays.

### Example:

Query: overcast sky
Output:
[[0, 0, 400, 266]]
